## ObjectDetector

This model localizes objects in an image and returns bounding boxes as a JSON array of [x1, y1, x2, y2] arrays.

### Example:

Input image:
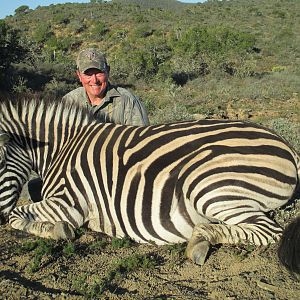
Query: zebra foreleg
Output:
[[186, 214, 282, 265], [8, 200, 84, 240], [9, 218, 75, 239]]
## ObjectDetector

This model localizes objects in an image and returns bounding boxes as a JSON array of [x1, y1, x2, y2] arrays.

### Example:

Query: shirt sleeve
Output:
[[114, 88, 149, 126], [125, 95, 150, 126], [61, 87, 88, 107]]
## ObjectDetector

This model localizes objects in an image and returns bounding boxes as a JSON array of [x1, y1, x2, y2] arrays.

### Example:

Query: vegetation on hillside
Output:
[[0, 0, 299, 133]]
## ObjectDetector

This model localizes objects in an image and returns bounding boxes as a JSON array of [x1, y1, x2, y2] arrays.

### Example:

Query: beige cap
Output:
[[76, 48, 108, 73]]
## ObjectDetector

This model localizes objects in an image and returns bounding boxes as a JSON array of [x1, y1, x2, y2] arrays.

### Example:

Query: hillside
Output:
[[1, 0, 300, 131]]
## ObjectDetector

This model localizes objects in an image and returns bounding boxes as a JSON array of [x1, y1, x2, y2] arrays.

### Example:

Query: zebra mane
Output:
[[0, 96, 98, 134]]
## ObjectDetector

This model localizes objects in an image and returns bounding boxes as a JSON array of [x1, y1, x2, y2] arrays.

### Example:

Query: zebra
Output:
[[0, 98, 299, 272]]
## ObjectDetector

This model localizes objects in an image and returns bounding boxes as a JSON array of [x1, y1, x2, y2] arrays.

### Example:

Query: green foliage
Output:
[[74, 227, 87, 238], [132, 24, 154, 38], [45, 36, 76, 52], [33, 23, 54, 43], [111, 35, 171, 81], [52, 12, 70, 25], [0, 20, 28, 71], [15, 5, 30, 15], [232, 243, 257, 261], [1, 0, 300, 126], [271, 65, 286, 73], [111, 236, 133, 249], [62, 241, 76, 257], [88, 239, 108, 251], [72, 273, 105, 299], [16, 238, 78, 272], [17, 239, 56, 272], [16, 239, 39, 254], [269, 118, 300, 153], [11, 76, 32, 94], [91, 21, 109, 40], [72, 253, 158, 297], [150, 101, 193, 125], [170, 25, 256, 58], [0, 20, 29, 90], [69, 20, 86, 34], [164, 243, 186, 257], [110, 253, 158, 276]]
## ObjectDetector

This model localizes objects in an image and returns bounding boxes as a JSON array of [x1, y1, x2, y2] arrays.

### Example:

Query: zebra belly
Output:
[[87, 200, 211, 245]]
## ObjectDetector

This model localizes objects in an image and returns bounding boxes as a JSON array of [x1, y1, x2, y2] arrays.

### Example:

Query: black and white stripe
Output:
[[0, 99, 299, 267]]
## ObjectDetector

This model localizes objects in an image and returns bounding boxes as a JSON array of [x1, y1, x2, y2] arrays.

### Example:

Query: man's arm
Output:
[[114, 89, 149, 126], [126, 96, 150, 126]]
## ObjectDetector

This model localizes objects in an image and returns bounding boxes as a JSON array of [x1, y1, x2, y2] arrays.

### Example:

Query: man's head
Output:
[[76, 48, 110, 102]]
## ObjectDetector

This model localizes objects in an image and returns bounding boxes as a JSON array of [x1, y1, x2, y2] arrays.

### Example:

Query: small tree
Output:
[[0, 20, 28, 71], [15, 5, 30, 15], [0, 20, 28, 89]]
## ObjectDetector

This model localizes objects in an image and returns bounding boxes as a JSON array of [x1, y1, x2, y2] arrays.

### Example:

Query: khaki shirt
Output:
[[62, 85, 149, 126]]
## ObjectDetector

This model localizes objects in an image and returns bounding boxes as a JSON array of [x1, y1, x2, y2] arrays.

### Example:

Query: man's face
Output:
[[77, 68, 109, 100]]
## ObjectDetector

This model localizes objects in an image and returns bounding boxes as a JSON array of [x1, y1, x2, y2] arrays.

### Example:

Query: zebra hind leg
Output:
[[186, 213, 283, 265]]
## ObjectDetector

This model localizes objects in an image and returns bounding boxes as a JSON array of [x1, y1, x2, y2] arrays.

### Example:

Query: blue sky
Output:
[[0, 0, 205, 19]]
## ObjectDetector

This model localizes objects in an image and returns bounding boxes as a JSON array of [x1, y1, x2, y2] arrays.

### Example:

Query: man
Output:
[[25, 48, 149, 202], [63, 48, 149, 126]]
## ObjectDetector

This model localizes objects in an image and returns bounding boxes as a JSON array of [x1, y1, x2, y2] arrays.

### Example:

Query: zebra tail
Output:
[[278, 153, 300, 275], [278, 216, 300, 274]]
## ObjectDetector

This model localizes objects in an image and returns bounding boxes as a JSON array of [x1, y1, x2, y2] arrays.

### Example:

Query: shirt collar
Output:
[[104, 83, 121, 99]]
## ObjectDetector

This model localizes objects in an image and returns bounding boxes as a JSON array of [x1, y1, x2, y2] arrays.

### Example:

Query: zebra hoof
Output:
[[53, 221, 75, 240], [186, 240, 210, 265]]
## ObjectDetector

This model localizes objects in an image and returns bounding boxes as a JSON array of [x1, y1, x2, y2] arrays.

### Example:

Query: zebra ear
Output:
[[0, 132, 10, 146]]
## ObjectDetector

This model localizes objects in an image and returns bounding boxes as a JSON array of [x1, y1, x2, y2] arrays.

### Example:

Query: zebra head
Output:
[[0, 132, 31, 224]]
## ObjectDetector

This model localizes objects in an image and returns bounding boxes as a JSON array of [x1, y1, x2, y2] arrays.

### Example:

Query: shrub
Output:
[[33, 23, 54, 44], [15, 5, 30, 15], [150, 101, 194, 125], [69, 20, 87, 34], [11, 76, 32, 94], [269, 118, 300, 153], [91, 21, 109, 40], [111, 236, 133, 249], [52, 12, 70, 25], [169, 25, 256, 60]]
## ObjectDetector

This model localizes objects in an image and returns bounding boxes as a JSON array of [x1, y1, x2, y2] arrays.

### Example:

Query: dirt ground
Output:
[[1, 200, 300, 300]]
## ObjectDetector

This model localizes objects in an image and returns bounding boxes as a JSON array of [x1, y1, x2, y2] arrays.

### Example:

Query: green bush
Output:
[[170, 25, 256, 58], [33, 23, 54, 43], [269, 118, 300, 153], [15, 5, 30, 15], [52, 12, 70, 25], [111, 36, 171, 81], [69, 20, 86, 34], [0, 20, 29, 90], [91, 21, 109, 40], [150, 101, 193, 125], [111, 236, 133, 249]]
